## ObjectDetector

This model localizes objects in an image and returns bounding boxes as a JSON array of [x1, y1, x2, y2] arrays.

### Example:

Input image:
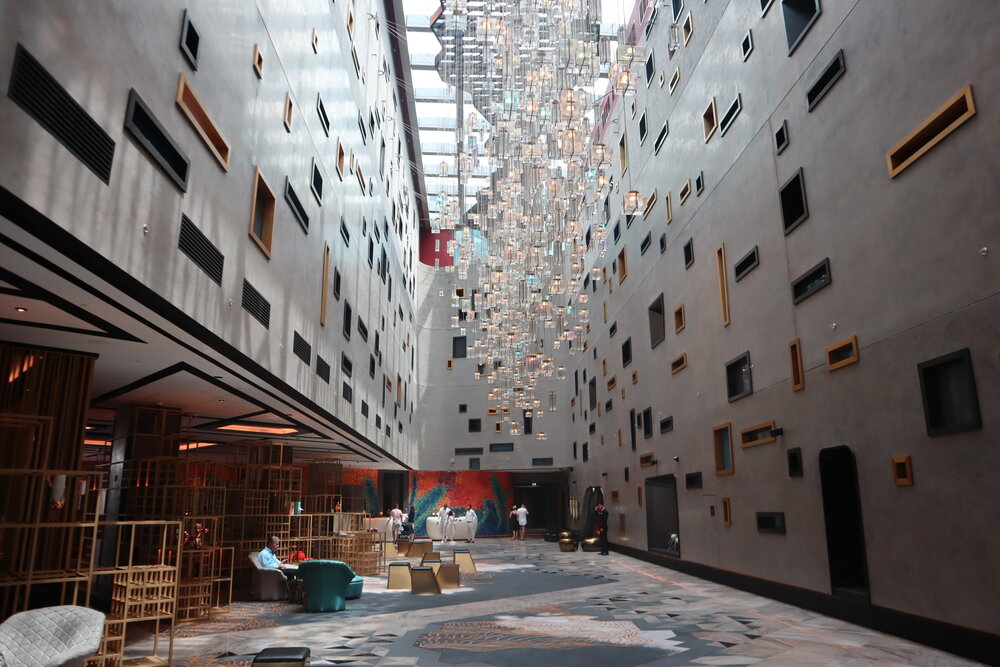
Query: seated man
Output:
[[259, 535, 298, 579]]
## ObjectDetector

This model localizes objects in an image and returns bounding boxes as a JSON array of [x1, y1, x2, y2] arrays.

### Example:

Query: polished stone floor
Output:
[[134, 539, 980, 666]]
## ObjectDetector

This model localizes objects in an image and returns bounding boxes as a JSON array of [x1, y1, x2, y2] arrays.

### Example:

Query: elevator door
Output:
[[819, 446, 870, 601], [645, 474, 680, 556]]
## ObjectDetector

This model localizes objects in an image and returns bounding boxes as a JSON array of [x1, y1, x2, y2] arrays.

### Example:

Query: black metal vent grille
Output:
[[316, 355, 330, 383], [178, 215, 224, 285], [8, 44, 115, 183], [293, 332, 311, 364], [241, 279, 270, 328]]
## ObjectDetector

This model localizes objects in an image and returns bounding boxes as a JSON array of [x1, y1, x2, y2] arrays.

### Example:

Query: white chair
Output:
[[0, 605, 104, 667], [248, 552, 289, 601]]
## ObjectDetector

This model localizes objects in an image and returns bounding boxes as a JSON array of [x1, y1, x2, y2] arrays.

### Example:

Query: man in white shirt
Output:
[[464, 505, 477, 543], [437, 504, 450, 542], [516, 504, 528, 540]]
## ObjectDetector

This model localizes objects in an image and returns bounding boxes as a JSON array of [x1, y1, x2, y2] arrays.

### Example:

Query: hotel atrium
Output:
[[0, 0, 996, 664]]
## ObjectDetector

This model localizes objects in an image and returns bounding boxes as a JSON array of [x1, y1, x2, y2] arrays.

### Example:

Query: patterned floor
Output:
[[132, 540, 981, 666]]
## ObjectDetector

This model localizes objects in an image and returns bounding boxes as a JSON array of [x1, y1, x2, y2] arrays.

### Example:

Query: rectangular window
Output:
[[713, 423, 734, 474], [669, 67, 680, 93], [741, 29, 754, 61], [336, 140, 346, 178], [670, 354, 687, 374], [826, 335, 860, 371], [674, 304, 686, 333], [123, 89, 189, 191], [342, 300, 352, 340], [532, 458, 554, 466], [283, 92, 294, 132], [248, 167, 275, 257], [791, 258, 831, 304], [716, 245, 730, 326], [660, 416, 674, 433], [726, 352, 753, 402], [789, 338, 805, 391], [252, 43, 264, 78], [455, 447, 483, 455], [703, 97, 717, 141], [617, 247, 628, 284], [333, 268, 341, 300], [340, 217, 351, 246], [775, 120, 789, 154], [311, 159, 324, 204], [756, 512, 786, 534], [320, 242, 330, 325], [621, 338, 632, 367], [787, 448, 804, 476], [342, 381, 353, 403], [679, 179, 692, 204], [650, 123, 669, 158], [468, 418, 482, 433], [887, 85, 976, 178], [469, 458, 480, 470], [642, 407, 653, 438], [734, 246, 760, 282], [317, 94, 330, 135], [741, 420, 777, 448], [284, 177, 309, 232], [685, 472, 702, 489], [806, 50, 846, 112], [719, 93, 743, 136], [892, 455, 914, 486], [452, 336, 467, 359], [645, 51, 655, 85], [175, 73, 230, 170], [917, 348, 982, 436], [490, 442, 514, 452], [619, 133, 628, 174], [722, 498, 733, 526], [179, 11, 200, 70], [780, 169, 809, 234], [682, 12, 693, 44], [782, 0, 821, 55], [638, 112, 648, 144]]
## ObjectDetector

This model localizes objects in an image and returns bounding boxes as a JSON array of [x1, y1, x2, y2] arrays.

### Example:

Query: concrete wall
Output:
[[0, 0, 420, 464], [564, 0, 999, 634]]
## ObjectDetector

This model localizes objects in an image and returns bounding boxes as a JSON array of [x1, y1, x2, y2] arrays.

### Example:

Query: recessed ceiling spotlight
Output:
[[15, 306, 28, 313], [217, 399, 225, 403]]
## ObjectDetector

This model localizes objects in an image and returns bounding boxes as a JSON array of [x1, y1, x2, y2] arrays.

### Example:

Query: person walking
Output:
[[389, 503, 404, 542], [508, 505, 518, 540], [464, 505, 478, 543], [516, 503, 528, 540], [595, 503, 610, 555]]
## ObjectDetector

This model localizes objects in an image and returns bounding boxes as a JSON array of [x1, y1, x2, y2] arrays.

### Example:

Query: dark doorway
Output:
[[513, 483, 560, 533], [379, 470, 407, 516], [645, 474, 680, 556], [819, 446, 870, 601]]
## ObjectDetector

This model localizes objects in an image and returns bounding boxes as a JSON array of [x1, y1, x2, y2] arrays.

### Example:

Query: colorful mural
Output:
[[340, 468, 514, 537]]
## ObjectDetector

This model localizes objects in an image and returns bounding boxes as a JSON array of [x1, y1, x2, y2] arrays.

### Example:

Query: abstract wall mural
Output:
[[341, 469, 514, 536]]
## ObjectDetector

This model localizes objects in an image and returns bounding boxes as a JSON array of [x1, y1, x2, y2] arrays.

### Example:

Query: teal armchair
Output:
[[297, 560, 364, 612]]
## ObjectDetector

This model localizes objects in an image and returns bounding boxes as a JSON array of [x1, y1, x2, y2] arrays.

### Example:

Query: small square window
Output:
[[468, 418, 482, 433], [741, 29, 754, 61], [779, 168, 809, 234], [179, 11, 200, 71], [459, 404, 468, 413], [775, 120, 789, 155]]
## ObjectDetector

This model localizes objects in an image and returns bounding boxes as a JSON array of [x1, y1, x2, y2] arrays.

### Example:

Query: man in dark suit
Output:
[[595, 503, 609, 555]]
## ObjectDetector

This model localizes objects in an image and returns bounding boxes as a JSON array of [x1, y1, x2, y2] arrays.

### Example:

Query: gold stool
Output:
[[396, 539, 411, 557], [384, 541, 399, 558], [420, 551, 442, 565], [559, 538, 578, 552], [436, 564, 460, 589], [409, 539, 432, 559], [410, 566, 441, 594], [580, 537, 602, 552], [452, 549, 477, 574], [386, 562, 412, 590]]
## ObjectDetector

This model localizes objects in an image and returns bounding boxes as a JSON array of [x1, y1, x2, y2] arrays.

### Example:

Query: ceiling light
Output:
[[217, 424, 298, 435], [15, 307, 28, 313]]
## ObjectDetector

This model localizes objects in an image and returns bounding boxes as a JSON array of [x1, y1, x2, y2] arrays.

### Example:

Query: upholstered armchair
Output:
[[0, 605, 104, 667], [297, 560, 364, 612], [248, 552, 288, 601]]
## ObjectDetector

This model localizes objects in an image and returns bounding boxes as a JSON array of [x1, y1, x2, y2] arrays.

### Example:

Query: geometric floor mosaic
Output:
[[139, 540, 981, 666]]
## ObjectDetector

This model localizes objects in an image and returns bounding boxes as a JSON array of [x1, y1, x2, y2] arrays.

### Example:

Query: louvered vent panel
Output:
[[241, 279, 270, 328], [316, 355, 331, 383], [8, 44, 115, 183], [178, 215, 224, 285], [293, 332, 311, 364]]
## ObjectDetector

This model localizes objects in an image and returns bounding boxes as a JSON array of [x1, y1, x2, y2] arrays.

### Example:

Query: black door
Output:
[[645, 474, 680, 556], [819, 446, 870, 601]]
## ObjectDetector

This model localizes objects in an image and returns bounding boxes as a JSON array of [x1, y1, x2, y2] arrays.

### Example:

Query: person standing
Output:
[[508, 505, 518, 540], [464, 505, 478, 543], [516, 503, 528, 540], [445, 509, 457, 543], [389, 504, 404, 542], [438, 503, 450, 542], [595, 503, 610, 555]]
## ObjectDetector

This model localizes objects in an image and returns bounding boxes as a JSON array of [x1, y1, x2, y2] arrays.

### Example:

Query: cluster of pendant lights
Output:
[[430, 0, 652, 439]]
